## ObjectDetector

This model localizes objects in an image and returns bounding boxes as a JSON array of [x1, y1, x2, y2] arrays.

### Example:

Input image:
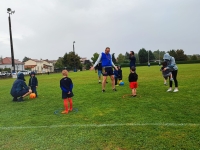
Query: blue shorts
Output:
[[102, 67, 114, 76], [98, 70, 102, 76]]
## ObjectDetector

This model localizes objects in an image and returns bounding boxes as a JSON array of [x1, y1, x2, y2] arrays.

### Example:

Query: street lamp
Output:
[[7, 8, 15, 73], [73, 41, 76, 72]]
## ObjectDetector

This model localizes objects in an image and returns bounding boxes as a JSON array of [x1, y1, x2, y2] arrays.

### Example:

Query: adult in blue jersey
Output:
[[90, 47, 118, 92]]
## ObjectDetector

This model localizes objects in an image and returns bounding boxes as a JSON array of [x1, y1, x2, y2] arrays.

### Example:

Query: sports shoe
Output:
[[167, 88, 172, 92], [170, 78, 174, 81], [61, 110, 68, 114], [113, 88, 117, 91], [102, 89, 105, 92], [164, 82, 167, 86], [69, 108, 73, 112], [17, 97, 24, 102], [12, 97, 18, 102], [173, 88, 179, 92]]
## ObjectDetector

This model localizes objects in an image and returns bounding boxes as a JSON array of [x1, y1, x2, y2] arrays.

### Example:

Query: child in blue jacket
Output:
[[60, 70, 74, 114], [28, 72, 38, 97]]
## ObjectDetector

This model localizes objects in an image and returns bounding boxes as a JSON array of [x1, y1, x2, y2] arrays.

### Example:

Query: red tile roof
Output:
[[2, 57, 24, 64]]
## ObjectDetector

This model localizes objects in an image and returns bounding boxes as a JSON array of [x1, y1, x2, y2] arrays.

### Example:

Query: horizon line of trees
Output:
[[90, 48, 200, 64], [18, 48, 200, 71]]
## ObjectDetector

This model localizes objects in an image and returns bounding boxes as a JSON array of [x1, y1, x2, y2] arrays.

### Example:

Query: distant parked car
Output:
[[18, 70, 30, 75], [1, 71, 11, 76]]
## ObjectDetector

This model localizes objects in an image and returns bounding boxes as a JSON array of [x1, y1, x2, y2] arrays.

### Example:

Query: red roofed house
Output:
[[0, 57, 24, 72]]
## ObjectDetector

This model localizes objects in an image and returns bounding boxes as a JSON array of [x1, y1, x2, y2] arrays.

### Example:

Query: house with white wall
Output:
[[24, 59, 55, 73], [0, 57, 24, 72]]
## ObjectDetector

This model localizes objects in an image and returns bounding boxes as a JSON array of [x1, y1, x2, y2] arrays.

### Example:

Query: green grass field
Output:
[[0, 64, 200, 150]]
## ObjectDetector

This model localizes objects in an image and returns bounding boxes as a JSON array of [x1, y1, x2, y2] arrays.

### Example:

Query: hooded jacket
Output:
[[163, 53, 178, 71], [28, 72, 38, 87], [10, 73, 29, 96]]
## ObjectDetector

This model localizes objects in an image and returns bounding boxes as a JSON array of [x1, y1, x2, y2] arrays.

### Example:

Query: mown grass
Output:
[[0, 64, 200, 149]]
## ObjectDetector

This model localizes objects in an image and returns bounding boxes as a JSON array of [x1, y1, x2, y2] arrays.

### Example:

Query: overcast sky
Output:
[[1, 0, 200, 61]]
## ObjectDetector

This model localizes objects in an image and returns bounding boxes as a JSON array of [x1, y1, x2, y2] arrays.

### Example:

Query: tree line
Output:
[[20, 48, 199, 71]]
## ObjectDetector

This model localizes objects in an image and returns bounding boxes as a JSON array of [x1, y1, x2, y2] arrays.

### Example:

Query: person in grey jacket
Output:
[[163, 53, 178, 92]]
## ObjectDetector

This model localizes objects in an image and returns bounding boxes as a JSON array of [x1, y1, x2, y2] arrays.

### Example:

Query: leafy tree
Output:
[[138, 48, 148, 63], [176, 49, 188, 61], [84, 60, 92, 70], [149, 50, 155, 61], [22, 56, 30, 62], [62, 53, 69, 68], [65, 52, 81, 70], [91, 52, 99, 64], [134, 53, 139, 63], [112, 53, 116, 64], [125, 52, 130, 60], [190, 55, 198, 60], [153, 50, 166, 60], [54, 57, 64, 69], [117, 53, 125, 64], [168, 50, 178, 60]]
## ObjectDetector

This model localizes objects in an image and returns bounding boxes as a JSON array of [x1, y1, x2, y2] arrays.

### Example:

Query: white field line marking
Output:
[[0, 123, 200, 130]]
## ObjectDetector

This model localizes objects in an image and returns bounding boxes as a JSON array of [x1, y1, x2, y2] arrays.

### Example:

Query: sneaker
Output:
[[113, 88, 117, 91], [12, 97, 18, 102], [69, 108, 73, 112], [170, 78, 174, 81], [102, 89, 105, 92], [173, 88, 179, 92], [167, 88, 172, 92], [17, 97, 24, 102], [164, 82, 167, 86], [61, 110, 68, 114]]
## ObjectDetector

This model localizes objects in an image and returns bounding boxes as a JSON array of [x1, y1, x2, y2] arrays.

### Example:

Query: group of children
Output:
[[10, 70, 74, 114], [11, 60, 173, 114]]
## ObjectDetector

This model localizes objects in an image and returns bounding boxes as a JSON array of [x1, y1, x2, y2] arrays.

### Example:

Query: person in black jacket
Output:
[[129, 51, 136, 71], [60, 70, 74, 114], [128, 66, 138, 97], [28, 72, 38, 97], [117, 65, 122, 81]]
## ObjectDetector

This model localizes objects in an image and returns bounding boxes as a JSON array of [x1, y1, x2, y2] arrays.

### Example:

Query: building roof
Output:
[[1, 57, 24, 65]]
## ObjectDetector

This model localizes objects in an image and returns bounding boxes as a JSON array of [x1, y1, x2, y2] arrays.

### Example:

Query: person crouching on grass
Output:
[[10, 72, 32, 102], [129, 66, 138, 97], [60, 70, 74, 114]]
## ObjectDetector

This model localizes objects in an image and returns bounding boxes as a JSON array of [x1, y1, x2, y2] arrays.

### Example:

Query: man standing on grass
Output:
[[129, 51, 136, 71], [90, 47, 118, 92]]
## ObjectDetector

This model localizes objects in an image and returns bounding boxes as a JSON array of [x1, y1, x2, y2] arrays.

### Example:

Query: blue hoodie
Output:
[[10, 73, 29, 96], [163, 53, 178, 71]]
